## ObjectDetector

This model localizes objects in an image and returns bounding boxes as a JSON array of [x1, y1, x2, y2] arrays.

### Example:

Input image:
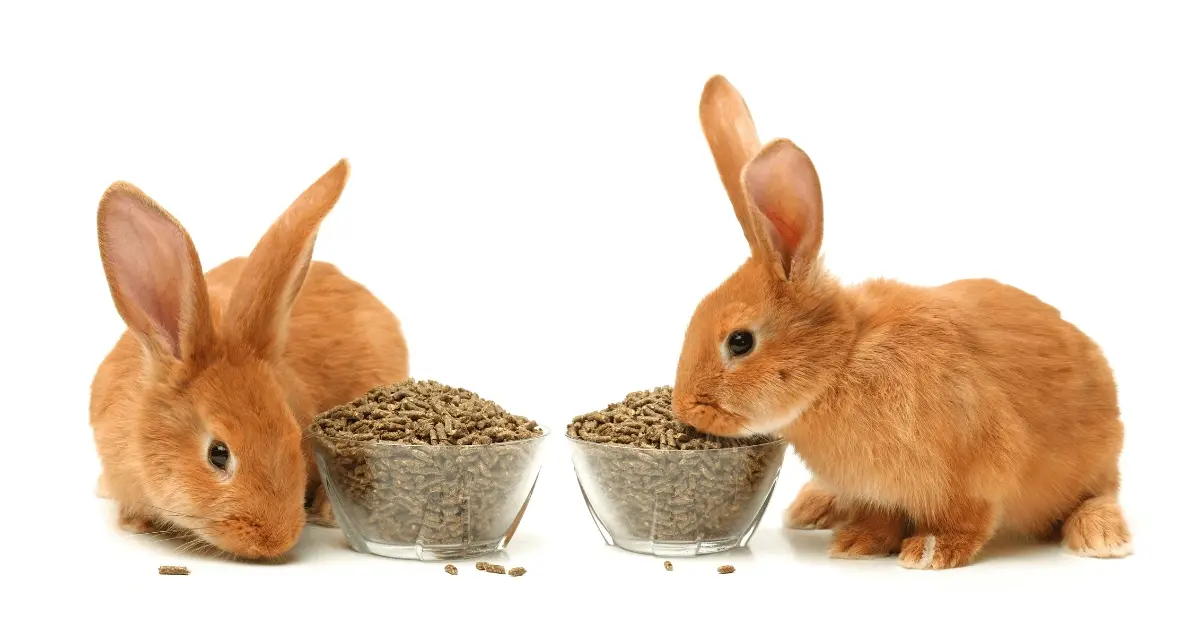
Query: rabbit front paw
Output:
[[898, 533, 985, 570], [828, 507, 906, 559], [785, 480, 842, 530], [898, 500, 996, 570], [305, 485, 339, 529], [1062, 495, 1133, 558]]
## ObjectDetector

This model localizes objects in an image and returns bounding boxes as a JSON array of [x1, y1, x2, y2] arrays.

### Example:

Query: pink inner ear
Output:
[[742, 142, 822, 266], [760, 203, 805, 255], [102, 192, 189, 358], [744, 164, 806, 259]]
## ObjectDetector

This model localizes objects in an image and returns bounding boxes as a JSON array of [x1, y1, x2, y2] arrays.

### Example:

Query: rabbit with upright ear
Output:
[[672, 76, 1131, 569], [89, 159, 409, 559]]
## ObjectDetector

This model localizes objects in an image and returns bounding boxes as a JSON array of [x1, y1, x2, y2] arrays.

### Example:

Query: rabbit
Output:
[[671, 75, 1131, 570], [89, 159, 409, 560]]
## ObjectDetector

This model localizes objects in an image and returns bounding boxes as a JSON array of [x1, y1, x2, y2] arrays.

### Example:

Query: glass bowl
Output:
[[567, 436, 788, 557], [311, 431, 549, 561]]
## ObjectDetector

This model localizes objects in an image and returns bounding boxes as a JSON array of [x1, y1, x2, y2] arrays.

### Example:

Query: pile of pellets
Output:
[[310, 379, 544, 546], [566, 386, 784, 542], [314, 379, 543, 446], [567, 385, 775, 449]]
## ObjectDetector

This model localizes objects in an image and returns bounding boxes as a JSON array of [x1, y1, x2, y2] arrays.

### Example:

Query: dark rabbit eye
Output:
[[208, 440, 231, 471], [726, 330, 755, 357]]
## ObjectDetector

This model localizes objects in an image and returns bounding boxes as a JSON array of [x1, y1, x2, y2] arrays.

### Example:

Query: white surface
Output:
[[2, 1, 1197, 627]]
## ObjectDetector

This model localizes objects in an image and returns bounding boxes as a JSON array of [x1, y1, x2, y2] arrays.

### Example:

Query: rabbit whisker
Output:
[[176, 538, 215, 555], [121, 528, 175, 539], [145, 504, 228, 524]]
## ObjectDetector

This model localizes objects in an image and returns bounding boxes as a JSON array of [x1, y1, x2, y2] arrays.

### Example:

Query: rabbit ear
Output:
[[97, 183, 216, 365], [223, 159, 349, 359], [699, 74, 763, 248], [740, 138, 825, 283]]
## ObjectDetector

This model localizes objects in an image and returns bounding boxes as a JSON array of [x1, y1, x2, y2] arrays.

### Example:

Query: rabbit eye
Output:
[[208, 440, 231, 471], [726, 330, 755, 357]]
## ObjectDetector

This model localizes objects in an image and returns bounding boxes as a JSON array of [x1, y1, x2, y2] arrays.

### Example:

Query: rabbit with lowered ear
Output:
[[671, 76, 1131, 569], [89, 160, 409, 559]]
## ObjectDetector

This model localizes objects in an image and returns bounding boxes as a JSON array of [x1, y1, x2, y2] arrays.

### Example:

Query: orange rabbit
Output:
[[672, 76, 1131, 569], [89, 159, 409, 559]]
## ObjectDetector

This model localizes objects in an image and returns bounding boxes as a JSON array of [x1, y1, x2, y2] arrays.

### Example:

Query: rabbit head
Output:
[[95, 160, 350, 558], [672, 77, 856, 438]]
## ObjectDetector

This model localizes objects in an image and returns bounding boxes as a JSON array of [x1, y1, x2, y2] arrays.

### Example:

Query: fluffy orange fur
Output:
[[89, 160, 409, 560], [672, 76, 1131, 569]]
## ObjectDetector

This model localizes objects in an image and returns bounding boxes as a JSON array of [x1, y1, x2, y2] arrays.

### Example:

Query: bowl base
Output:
[[347, 536, 507, 561], [608, 536, 744, 557]]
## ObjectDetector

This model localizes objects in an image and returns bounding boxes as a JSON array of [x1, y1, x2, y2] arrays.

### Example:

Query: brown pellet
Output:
[[717, 564, 735, 574], [664, 561, 673, 571], [445, 564, 458, 575], [567, 386, 783, 543], [476, 561, 506, 573], [158, 565, 189, 575], [309, 379, 544, 546], [508, 567, 526, 577]]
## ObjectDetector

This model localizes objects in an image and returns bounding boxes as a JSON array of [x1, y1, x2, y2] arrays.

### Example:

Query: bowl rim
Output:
[[563, 431, 787, 454], [306, 426, 551, 449]]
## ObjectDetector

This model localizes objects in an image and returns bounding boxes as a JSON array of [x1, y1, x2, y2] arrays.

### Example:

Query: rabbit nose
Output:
[[236, 508, 305, 558], [675, 395, 745, 437], [246, 523, 303, 559]]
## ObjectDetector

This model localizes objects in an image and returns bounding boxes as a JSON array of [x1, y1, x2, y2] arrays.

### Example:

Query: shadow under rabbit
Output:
[[780, 526, 1069, 568]]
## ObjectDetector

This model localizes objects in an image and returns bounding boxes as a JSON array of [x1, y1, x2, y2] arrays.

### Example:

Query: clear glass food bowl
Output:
[[568, 436, 788, 557], [311, 432, 548, 561]]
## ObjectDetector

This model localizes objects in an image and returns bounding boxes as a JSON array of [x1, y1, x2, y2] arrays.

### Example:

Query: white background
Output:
[[2, 1, 1197, 627]]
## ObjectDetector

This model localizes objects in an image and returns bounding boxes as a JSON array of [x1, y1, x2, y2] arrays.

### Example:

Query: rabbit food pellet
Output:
[[717, 565, 736, 574], [158, 565, 189, 575], [445, 564, 458, 575], [508, 567, 526, 577], [310, 379, 544, 546], [567, 386, 784, 542], [664, 561, 673, 571], [475, 561, 490, 571]]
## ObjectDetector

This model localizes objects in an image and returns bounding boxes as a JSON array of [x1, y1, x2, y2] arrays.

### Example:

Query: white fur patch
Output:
[[915, 535, 937, 569], [742, 400, 809, 436], [1069, 540, 1134, 558]]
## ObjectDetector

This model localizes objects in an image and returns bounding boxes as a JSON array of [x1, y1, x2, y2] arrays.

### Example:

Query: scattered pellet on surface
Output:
[[486, 563, 507, 575], [567, 386, 783, 543], [445, 564, 458, 575], [309, 379, 544, 546], [508, 567, 526, 577], [664, 561, 673, 571], [158, 565, 189, 575], [476, 561, 489, 571], [717, 564, 735, 574]]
